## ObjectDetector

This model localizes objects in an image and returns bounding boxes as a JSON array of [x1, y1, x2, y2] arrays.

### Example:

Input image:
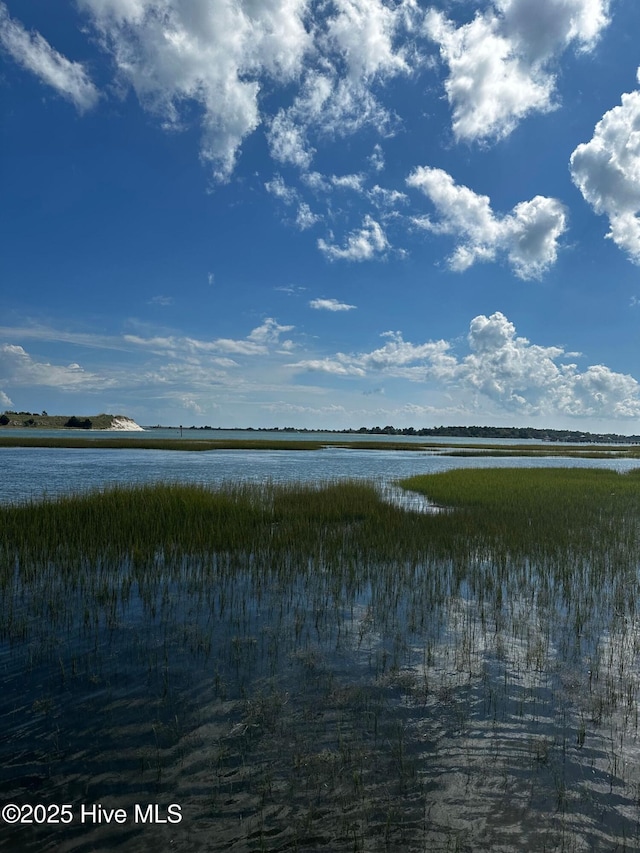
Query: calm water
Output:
[[3, 434, 640, 850], [3, 430, 640, 505]]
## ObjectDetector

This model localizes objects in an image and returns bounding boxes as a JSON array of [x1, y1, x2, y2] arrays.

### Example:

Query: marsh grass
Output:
[[2, 434, 640, 458], [2, 470, 640, 851]]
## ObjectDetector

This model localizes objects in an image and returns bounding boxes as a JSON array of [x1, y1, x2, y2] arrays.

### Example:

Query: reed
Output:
[[3, 470, 640, 851]]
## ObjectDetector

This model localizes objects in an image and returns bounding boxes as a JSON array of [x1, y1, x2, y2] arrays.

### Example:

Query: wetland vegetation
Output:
[[2, 433, 640, 459], [2, 469, 640, 850]]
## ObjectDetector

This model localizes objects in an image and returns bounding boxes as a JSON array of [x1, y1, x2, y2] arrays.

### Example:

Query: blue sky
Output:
[[2, 0, 640, 430]]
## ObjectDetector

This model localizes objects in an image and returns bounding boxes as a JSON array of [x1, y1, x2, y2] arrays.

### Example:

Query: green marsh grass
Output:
[[2, 433, 640, 457], [2, 470, 640, 851]]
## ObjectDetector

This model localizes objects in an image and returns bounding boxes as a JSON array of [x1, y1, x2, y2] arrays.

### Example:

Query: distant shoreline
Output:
[[3, 412, 639, 444], [146, 423, 640, 445], [0, 412, 144, 431]]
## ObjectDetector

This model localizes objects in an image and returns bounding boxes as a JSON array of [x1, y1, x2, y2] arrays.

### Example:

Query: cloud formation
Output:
[[570, 71, 640, 263], [124, 318, 295, 358], [318, 215, 388, 261], [291, 311, 640, 418], [267, 0, 417, 169], [0, 2, 99, 111], [407, 166, 567, 278], [70, 0, 418, 181], [426, 0, 610, 143], [309, 298, 356, 311], [0, 344, 112, 391], [78, 0, 310, 180], [265, 175, 321, 230]]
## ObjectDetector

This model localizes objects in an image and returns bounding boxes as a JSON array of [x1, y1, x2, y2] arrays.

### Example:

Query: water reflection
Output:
[[4, 447, 640, 850], [3, 539, 640, 851]]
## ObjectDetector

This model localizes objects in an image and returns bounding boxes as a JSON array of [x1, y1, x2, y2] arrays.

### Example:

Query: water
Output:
[[3, 436, 640, 850], [3, 435, 640, 505]]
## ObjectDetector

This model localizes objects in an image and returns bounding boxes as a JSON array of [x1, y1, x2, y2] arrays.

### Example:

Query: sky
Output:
[[1, 0, 640, 431]]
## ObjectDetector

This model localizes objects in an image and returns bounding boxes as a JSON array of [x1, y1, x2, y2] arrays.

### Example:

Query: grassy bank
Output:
[[3, 468, 640, 564], [0, 412, 130, 429], [3, 471, 640, 851], [1, 433, 640, 457]]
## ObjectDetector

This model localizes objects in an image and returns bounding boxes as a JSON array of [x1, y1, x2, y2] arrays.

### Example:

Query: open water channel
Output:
[[2, 428, 640, 506]]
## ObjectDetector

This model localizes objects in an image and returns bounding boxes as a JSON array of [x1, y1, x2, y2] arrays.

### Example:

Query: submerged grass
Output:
[[3, 469, 640, 851]]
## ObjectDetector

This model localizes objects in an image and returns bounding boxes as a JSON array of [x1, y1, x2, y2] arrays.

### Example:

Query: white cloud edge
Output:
[[0, 2, 99, 111]]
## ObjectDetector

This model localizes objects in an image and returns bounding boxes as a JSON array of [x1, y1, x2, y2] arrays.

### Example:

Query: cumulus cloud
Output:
[[267, 0, 417, 168], [459, 312, 640, 416], [570, 73, 640, 263], [309, 298, 356, 311], [68, 0, 419, 180], [290, 311, 640, 418], [407, 166, 567, 278], [290, 332, 454, 380], [426, 0, 610, 143], [78, 0, 310, 180], [318, 215, 388, 261], [0, 2, 99, 111]]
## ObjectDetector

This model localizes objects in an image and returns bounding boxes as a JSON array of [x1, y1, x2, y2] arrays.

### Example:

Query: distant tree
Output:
[[65, 416, 92, 429]]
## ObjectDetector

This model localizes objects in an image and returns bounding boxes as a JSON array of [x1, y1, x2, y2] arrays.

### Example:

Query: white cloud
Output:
[[407, 166, 566, 278], [265, 174, 299, 205], [70, 0, 419, 180], [265, 176, 321, 229], [368, 184, 408, 211], [267, 70, 396, 169], [267, 0, 418, 168], [0, 344, 114, 391], [290, 311, 640, 418], [180, 396, 204, 415], [309, 298, 356, 311], [295, 202, 320, 230], [268, 106, 316, 170], [290, 331, 454, 380], [459, 312, 640, 417], [148, 295, 173, 306], [324, 0, 411, 80], [124, 318, 295, 358], [570, 76, 640, 263], [425, 0, 610, 143], [0, 389, 13, 407], [79, 0, 310, 180], [331, 173, 365, 191], [318, 215, 388, 261], [247, 317, 294, 345], [369, 143, 384, 172], [0, 2, 99, 111]]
